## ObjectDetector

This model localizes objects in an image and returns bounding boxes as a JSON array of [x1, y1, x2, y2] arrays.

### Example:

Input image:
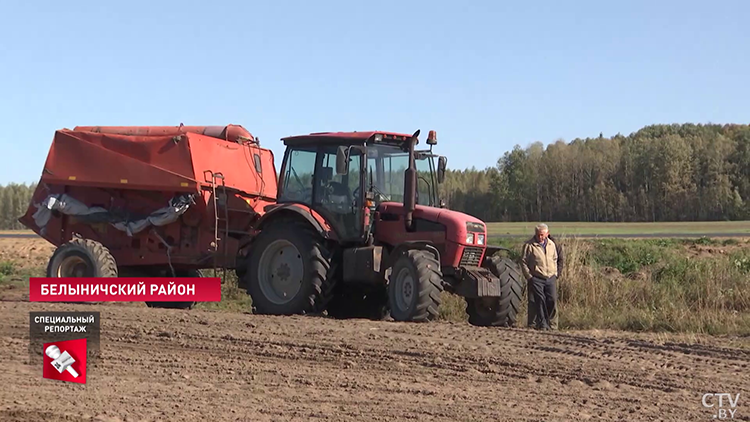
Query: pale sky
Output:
[[1, 0, 748, 184]]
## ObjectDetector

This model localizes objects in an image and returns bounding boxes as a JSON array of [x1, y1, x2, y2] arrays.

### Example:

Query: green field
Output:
[[486, 221, 750, 237]]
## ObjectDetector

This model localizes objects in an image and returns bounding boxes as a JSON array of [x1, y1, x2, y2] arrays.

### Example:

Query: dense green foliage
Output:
[[0, 183, 36, 230], [441, 123, 750, 222]]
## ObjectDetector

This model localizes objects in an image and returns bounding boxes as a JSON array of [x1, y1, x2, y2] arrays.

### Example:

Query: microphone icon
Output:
[[45, 345, 79, 378]]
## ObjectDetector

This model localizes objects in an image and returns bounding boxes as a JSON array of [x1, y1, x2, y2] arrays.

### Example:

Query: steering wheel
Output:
[[320, 181, 352, 210]]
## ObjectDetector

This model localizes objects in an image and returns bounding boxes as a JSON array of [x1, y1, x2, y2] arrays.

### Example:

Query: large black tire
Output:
[[388, 249, 443, 322], [326, 284, 389, 321], [244, 220, 335, 315], [47, 238, 117, 278], [465, 255, 523, 327], [144, 268, 202, 310]]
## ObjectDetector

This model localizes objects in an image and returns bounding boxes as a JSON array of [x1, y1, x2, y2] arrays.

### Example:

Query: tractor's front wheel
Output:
[[465, 255, 523, 327], [244, 220, 335, 315], [388, 249, 443, 322]]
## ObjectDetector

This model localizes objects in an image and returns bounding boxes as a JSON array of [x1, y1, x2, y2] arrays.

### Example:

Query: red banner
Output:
[[28, 277, 222, 302]]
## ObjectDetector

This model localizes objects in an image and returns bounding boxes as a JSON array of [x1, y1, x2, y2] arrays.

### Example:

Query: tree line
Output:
[[2, 123, 750, 229], [0, 183, 37, 230], [440, 123, 750, 222]]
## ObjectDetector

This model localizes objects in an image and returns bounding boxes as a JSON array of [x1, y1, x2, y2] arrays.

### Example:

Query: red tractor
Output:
[[237, 129, 524, 326], [20, 125, 523, 326]]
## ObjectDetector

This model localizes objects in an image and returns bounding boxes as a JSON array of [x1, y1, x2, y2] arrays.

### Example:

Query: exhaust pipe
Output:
[[403, 130, 419, 232]]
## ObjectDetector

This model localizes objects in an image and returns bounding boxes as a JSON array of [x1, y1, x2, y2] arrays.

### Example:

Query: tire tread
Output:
[[390, 249, 444, 322], [47, 238, 118, 278], [245, 218, 335, 315], [466, 255, 523, 327]]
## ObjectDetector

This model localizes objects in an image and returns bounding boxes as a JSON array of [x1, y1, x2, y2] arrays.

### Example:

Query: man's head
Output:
[[535, 223, 549, 242]]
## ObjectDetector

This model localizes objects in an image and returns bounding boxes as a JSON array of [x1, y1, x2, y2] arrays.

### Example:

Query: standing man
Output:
[[521, 223, 558, 330], [527, 232, 564, 329]]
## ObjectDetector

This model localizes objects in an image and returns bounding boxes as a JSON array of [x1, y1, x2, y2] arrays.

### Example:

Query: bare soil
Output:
[[0, 237, 54, 271], [0, 300, 748, 421], [1, 239, 749, 421]]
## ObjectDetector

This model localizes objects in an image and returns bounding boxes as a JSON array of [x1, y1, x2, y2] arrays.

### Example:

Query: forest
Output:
[[441, 123, 750, 222], [0, 182, 36, 230], [2, 123, 750, 230]]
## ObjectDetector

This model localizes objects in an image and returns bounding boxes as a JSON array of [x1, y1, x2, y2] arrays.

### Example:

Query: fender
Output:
[[235, 203, 339, 283], [256, 203, 339, 240], [382, 241, 441, 275]]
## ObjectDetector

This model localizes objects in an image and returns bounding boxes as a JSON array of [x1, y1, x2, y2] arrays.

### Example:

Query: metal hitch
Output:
[[453, 266, 502, 298]]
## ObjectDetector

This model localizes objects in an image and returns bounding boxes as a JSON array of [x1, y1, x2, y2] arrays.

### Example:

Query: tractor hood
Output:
[[377, 202, 487, 246]]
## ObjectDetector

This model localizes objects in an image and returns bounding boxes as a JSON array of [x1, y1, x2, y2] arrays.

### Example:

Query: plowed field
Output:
[[1, 300, 749, 421], [0, 238, 748, 421]]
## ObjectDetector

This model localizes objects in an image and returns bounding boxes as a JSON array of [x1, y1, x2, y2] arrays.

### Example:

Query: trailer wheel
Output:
[[388, 249, 443, 322], [244, 220, 334, 315], [47, 238, 118, 278], [145, 269, 202, 310], [465, 255, 523, 327]]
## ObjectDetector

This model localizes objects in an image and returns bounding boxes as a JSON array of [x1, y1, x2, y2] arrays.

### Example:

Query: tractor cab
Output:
[[277, 130, 447, 243]]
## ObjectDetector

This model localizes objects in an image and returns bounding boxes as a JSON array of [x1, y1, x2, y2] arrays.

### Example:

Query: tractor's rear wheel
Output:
[[326, 285, 389, 320], [244, 220, 334, 315], [465, 255, 523, 327], [47, 238, 117, 278], [388, 249, 443, 322]]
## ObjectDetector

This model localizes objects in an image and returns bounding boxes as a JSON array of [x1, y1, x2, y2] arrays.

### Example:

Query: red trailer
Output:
[[19, 124, 277, 307]]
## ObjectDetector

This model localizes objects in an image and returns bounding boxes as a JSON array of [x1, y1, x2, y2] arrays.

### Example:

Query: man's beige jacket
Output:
[[521, 237, 558, 280]]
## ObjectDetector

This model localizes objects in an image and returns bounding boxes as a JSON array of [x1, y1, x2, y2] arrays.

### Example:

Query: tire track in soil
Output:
[[115, 324, 701, 395], [1, 301, 748, 422]]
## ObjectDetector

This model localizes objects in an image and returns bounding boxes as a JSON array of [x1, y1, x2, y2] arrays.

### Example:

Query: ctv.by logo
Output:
[[703, 393, 740, 419]]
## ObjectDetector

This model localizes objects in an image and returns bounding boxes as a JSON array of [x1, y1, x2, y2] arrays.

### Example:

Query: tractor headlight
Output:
[[465, 222, 485, 244]]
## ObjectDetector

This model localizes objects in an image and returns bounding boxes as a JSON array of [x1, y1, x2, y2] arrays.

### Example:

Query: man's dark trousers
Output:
[[528, 279, 558, 329], [530, 275, 557, 329]]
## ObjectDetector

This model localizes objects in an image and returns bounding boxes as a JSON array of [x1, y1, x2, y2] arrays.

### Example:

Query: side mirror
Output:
[[336, 146, 350, 175], [437, 156, 447, 183]]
